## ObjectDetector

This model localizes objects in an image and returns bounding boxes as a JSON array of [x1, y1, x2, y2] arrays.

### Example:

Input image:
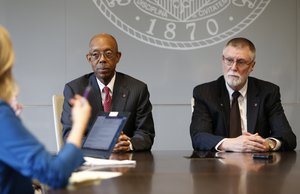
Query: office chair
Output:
[[191, 97, 195, 113], [52, 95, 64, 153]]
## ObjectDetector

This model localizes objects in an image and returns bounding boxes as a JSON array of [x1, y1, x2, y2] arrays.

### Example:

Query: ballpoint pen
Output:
[[81, 85, 92, 105], [83, 85, 92, 99]]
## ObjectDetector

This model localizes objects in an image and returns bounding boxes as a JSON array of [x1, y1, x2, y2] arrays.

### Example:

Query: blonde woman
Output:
[[0, 26, 91, 194]]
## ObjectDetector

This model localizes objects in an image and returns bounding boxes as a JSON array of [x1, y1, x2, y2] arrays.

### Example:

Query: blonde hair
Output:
[[0, 26, 17, 102]]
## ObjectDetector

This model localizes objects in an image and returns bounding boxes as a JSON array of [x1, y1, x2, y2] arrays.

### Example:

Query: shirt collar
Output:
[[96, 72, 116, 93]]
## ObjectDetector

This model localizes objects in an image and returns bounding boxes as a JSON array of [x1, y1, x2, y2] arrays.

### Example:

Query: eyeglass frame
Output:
[[222, 55, 254, 68], [87, 49, 118, 62]]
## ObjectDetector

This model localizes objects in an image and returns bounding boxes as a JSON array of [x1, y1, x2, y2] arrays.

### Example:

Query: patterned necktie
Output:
[[229, 91, 242, 137], [103, 86, 112, 112]]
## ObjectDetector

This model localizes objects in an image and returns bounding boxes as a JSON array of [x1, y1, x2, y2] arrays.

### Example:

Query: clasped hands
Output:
[[220, 132, 275, 152], [113, 132, 131, 152]]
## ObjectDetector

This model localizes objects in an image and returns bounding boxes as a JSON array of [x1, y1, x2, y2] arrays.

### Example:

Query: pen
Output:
[[83, 85, 92, 99]]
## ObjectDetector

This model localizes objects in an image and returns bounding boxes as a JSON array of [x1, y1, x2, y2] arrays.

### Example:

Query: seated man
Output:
[[190, 37, 296, 152], [62, 33, 155, 152]]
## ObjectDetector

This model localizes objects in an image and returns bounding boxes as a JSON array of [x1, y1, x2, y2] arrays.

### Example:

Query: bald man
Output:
[[62, 34, 155, 152]]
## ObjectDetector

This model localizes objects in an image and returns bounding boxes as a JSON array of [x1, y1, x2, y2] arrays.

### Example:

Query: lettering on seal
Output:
[[92, 0, 271, 50]]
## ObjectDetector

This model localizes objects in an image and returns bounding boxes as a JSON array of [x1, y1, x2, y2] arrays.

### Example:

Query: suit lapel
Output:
[[89, 74, 103, 111], [219, 78, 231, 136], [246, 78, 260, 133], [112, 73, 128, 111], [217, 76, 230, 137]]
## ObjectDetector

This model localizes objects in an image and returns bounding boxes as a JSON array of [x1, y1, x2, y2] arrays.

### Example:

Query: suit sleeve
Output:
[[265, 86, 296, 151], [130, 84, 155, 151], [190, 86, 224, 151]]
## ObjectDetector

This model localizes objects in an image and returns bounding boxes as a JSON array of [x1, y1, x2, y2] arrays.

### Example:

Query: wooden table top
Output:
[[47, 150, 300, 194]]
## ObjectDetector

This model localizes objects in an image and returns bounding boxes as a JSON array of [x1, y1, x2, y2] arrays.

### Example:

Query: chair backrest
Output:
[[52, 95, 64, 153], [191, 97, 195, 113]]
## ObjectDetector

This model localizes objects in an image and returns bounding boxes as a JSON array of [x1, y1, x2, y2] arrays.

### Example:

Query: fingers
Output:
[[242, 132, 258, 136], [247, 134, 263, 142], [118, 133, 130, 142], [241, 135, 269, 152], [70, 94, 91, 125], [113, 139, 131, 152], [223, 135, 269, 152], [70, 95, 91, 112], [69, 94, 86, 105], [9, 97, 23, 116], [243, 141, 267, 152], [241, 133, 266, 145], [14, 103, 23, 116], [243, 132, 253, 136], [113, 132, 131, 152]]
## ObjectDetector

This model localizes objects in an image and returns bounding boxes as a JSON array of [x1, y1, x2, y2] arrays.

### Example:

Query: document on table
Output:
[[68, 157, 136, 186], [69, 171, 122, 184], [83, 157, 136, 166]]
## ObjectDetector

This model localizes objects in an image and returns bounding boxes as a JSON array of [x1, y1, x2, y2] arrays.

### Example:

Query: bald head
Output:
[[89, 33, 119, 52]]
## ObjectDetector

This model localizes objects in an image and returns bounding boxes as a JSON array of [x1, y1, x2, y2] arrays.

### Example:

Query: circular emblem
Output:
[[92, 0, 271, 50]]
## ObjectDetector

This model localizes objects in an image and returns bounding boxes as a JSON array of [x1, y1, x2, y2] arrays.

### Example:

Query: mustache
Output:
[[95, 62, 108, 68], [227, 72, 240, 77]]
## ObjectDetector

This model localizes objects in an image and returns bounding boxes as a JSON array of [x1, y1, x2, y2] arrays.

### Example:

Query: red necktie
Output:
[[229, 91, 242, 137], [103, 86, 112, 112]]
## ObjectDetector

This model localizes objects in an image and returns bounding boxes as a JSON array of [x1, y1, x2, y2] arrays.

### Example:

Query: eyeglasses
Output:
[[222, 56, 254, 68], [88, 50, 116, 61]]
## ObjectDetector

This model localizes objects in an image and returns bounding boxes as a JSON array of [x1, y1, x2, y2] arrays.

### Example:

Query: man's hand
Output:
[[219, 132, 270, 152], [113, 132, 131, 152]]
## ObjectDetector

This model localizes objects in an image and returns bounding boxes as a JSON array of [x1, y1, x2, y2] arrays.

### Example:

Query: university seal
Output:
[[92, 0, 271, 50]]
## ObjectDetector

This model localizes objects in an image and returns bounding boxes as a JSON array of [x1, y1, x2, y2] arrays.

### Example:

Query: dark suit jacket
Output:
[[190, 76, 296, 151], [62, 72, 155, 151]]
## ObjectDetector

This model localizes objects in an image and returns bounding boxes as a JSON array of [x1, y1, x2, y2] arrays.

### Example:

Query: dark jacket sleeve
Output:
[[262, 85, 296, 151], [190, 84, 225, 151], [61, 83, 75, 140], [129, 84, 155, 151]]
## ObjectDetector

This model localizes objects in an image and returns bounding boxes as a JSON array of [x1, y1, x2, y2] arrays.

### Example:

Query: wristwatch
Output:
[[267, 139, 275, 151]]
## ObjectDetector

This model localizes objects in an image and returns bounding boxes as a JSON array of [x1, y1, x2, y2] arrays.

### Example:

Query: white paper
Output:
[[109, 111, 119, 116], [83, 157, 136, 166], [69, 171, 122, 184]]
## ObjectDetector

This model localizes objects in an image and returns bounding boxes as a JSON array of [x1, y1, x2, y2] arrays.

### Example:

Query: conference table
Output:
[[48, 150, 300, 194]]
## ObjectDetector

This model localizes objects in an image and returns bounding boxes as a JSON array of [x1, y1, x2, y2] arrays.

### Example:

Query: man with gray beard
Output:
[[190, 37, 296, 152]]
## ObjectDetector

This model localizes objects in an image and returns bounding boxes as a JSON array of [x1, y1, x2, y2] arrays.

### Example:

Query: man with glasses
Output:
[[62, 33, 155, 152], [190, 37, 296, 152]]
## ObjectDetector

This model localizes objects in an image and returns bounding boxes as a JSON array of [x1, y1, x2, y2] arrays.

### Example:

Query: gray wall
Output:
[[0, 0, 299, 152]]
